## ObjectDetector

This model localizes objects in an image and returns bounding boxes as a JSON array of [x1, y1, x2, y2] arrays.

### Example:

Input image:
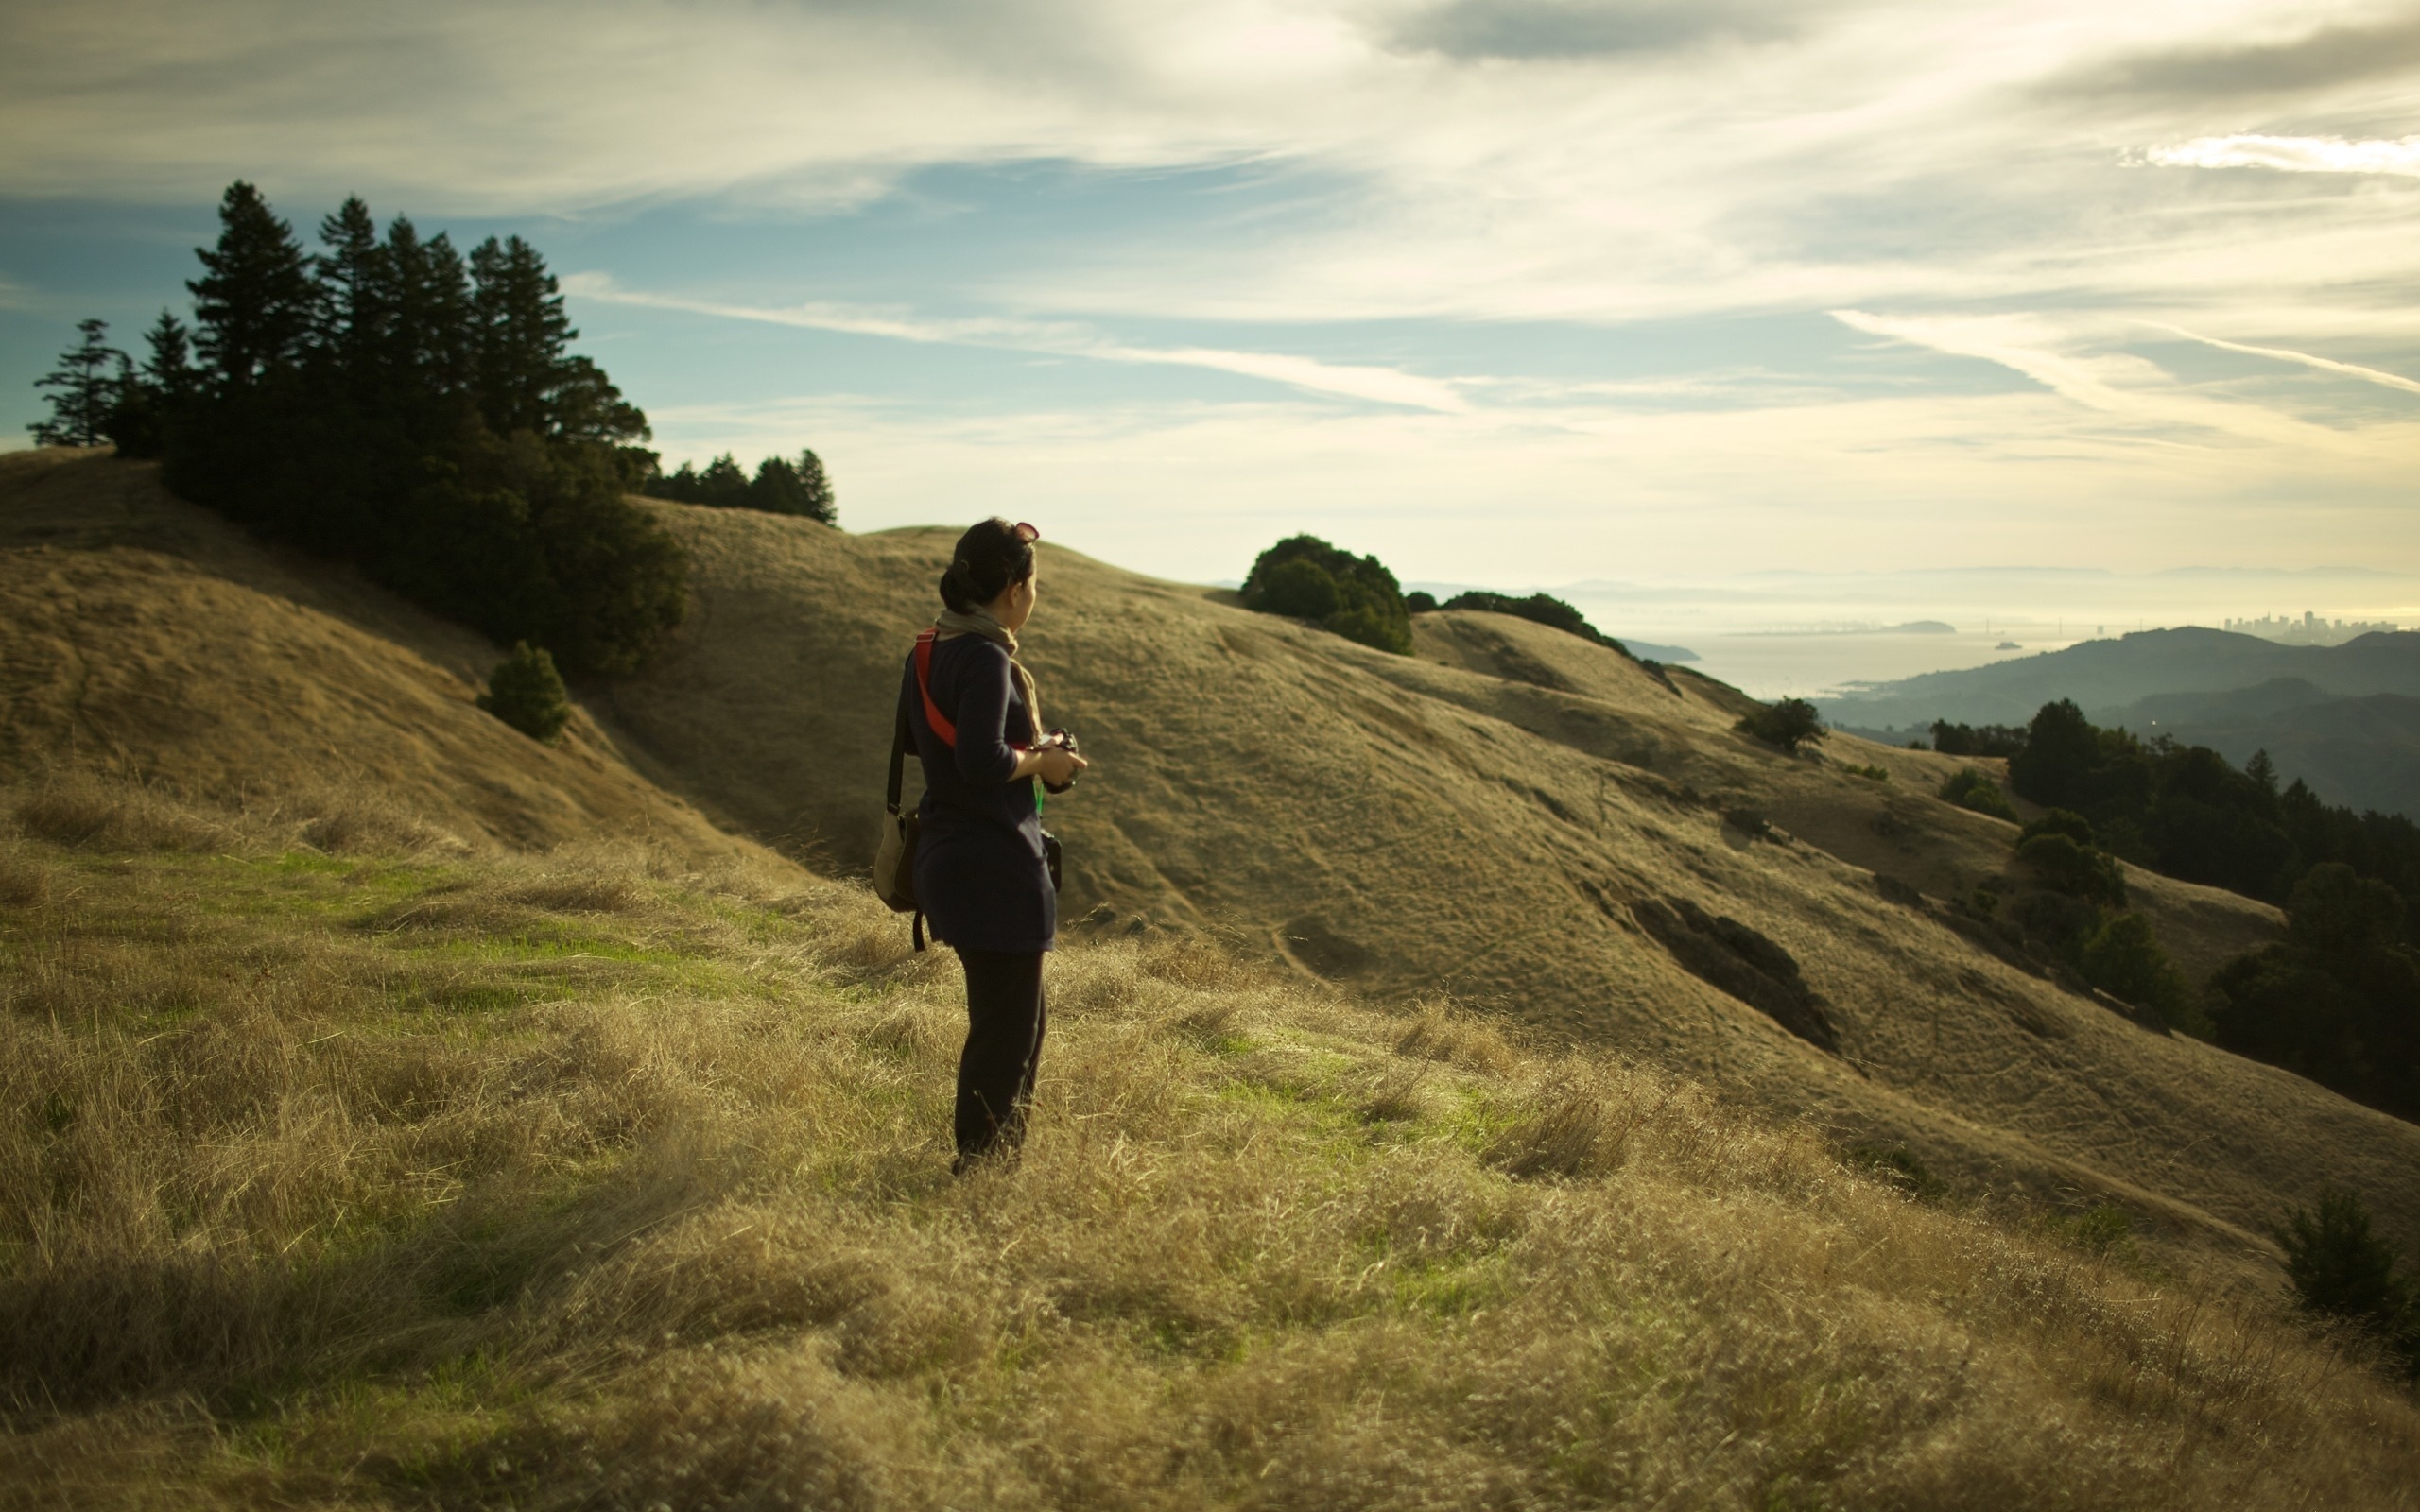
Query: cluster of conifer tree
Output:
[[1996, 698, 2419, 1116], [644, 451, 835, 522], [29, 182, 693, 675]]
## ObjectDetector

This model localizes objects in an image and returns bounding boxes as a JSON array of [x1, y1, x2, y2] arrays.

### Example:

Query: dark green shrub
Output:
[[1736, 697, 1824, 755], [2274, 1188, 2418, 1376], [2079, 911, 2202, 1032], [2016, 832, 2128, 906], [1438, 589, 1623, 650], [1939, 766, 2016, 820], [1254, 557, 1342, 620], [1241, 535, 1412, 655], [2020, 809, 2094, 847], [1404, 590, 1439, 613], [2011, 890, 2102, 955], [478, 642, 571, 743], [1841, 763, 1890, 782]]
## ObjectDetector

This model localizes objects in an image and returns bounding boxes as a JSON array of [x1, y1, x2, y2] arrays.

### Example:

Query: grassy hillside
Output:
[[0, 449, 750, 866], [590, 491, 2418, 1276], [8, 450, 2420, 1285], [6, 777, 2418, 1509]]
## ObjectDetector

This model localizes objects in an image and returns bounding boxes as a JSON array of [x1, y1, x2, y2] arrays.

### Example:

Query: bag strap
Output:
[[886, 680, 910, 815], [913, 629, 957, 747]]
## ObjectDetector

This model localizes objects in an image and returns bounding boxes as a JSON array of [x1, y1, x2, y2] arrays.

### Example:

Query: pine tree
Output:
[[374, 217, 475, 424], [142, 310, 199, 403], [188, 181, 314, 391], [477, 641, 573, 742], [315, 197, 387, 371], [470, 234, 574, 437], [745, 451, 838, 521], [793, 448, 836, 524], [28, 318, 125, 447], [697, 455, 749, 507]]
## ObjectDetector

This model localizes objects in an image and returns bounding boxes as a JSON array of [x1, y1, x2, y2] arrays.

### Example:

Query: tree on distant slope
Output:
[[752, 449, 837, 523], [28, 318, 124, 447], [1737, 697, 1825, 755], [2211, 863, 2420, 1119], [1242, 535, 1413, 654], [1440, 590, 1625, 651]]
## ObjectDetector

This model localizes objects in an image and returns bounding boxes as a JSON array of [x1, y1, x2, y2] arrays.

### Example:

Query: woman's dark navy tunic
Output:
[[901, 635, 1055, 953]]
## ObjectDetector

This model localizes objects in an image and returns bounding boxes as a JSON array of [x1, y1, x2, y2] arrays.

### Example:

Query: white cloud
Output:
[[2143, 322, 2420, 396], [562, 274, 1471, 412], [1829, 308, 2377, 454], [2146, 134, 2420, 178]]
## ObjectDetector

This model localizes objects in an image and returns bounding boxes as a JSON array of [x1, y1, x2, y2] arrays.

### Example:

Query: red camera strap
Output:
[[912, 630, 958, 747]]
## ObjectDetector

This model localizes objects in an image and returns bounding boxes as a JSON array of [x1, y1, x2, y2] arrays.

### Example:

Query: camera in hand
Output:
[[1039, 728, 1080, 793]]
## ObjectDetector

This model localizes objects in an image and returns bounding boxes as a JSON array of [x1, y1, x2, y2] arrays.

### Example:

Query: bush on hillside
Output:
[[2078, 911, 2201, 1032], [2274, 1188, 2420, 1376], [1940, 766, 2017, 820], [2016, 832, 2128, 906], [2020, 809, 2094, 847], [1241, 535, 1412, 654], [45, 181, 687, 676], [477, 642, 572, 743], [1736, 697, 1825, 755], [647, 449, 837, 523], [1438, 590, 1626, 652], [1404, 590, 1439, 613]]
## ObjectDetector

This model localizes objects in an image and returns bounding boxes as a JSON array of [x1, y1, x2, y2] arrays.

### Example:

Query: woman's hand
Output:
[[1028, 745, 1089, 788]]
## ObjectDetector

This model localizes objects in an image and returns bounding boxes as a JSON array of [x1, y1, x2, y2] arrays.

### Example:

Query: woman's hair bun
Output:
[[938, 518, 1037, 612]]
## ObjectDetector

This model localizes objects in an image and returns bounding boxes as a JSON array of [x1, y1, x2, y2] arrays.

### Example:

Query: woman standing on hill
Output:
[[902, 518, 1088, 1171]]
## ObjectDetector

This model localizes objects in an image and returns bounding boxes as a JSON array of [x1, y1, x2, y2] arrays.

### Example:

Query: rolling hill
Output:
[[7, 448, 2419, 1286], [1824, 625, 2420, 730], [1824, 628, 2420, 816]]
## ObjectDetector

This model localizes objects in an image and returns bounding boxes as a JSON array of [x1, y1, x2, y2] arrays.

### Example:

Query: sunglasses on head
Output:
[[1012, 521, 1040, 544]]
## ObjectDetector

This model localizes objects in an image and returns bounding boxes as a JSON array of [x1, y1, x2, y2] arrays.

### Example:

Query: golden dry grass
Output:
[[4, 781, 2416, 1510], [12, 450, 2420, 1296]]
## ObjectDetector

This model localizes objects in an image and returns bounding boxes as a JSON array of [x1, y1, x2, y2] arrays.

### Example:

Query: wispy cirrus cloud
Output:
[[2143, 322, 2420, 396], [562, 274, 1471, 413], [1828, 309, 2377, 453], [2147, 134, 2420, 178]]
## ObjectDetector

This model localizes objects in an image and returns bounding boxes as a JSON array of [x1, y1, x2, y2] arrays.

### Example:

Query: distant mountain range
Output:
[[1824, 628, 2420, 817]]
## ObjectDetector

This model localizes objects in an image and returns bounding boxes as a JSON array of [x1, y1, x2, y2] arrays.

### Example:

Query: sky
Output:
[[3, 0, 2417, 604]]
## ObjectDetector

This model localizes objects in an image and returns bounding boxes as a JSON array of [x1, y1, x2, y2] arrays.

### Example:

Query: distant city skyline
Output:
[[5, 0, 2416, 590]]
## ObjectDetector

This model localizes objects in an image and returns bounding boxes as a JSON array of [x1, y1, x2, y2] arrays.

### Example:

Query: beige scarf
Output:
[[933, 608, 1043, 736]]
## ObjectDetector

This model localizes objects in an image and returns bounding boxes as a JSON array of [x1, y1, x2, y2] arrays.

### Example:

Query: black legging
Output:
[[954, 948, 1046, 1167]]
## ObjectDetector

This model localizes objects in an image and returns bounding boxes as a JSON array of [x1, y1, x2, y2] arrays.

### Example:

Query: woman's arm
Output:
[[949, 645, 1022, 785], [950, 644, 1088, 788]]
